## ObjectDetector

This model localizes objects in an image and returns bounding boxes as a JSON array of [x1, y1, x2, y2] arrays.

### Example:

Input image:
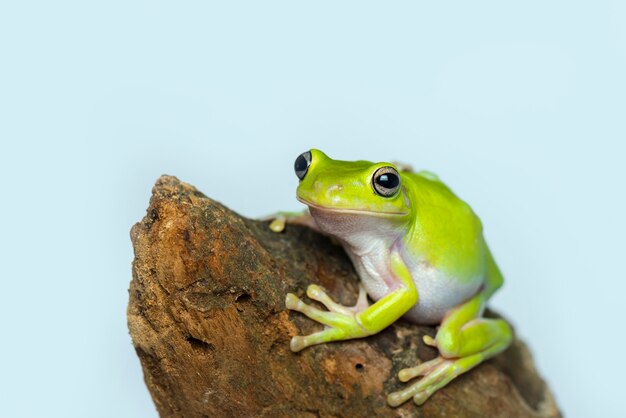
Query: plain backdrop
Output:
[[1, 1, 625, 417]]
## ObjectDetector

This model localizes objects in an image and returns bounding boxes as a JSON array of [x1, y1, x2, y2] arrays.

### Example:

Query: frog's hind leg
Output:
[[387, 292, 512, 407]]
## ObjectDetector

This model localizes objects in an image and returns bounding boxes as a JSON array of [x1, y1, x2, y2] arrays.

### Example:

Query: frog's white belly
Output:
[[346, 247, 483, 325], [307, 207, 483, 325]]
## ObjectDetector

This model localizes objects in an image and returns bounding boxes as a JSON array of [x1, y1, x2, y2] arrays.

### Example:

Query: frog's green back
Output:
[[402, 171, 492, 284]]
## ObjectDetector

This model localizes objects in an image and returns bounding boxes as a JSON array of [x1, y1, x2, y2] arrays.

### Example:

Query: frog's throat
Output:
[[296, 196, 408, 217]]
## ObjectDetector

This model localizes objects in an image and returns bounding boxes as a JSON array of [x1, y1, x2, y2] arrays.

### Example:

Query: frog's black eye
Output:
[[294, 151, 312, 180], [372, 166, 401, 197]]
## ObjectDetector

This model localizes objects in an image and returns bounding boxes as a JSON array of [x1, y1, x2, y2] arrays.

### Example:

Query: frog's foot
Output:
[[386, 291, 513, 407], [387, 332, 511, 407], [285, 284, 370, 352], [387, 355, 480, 407]]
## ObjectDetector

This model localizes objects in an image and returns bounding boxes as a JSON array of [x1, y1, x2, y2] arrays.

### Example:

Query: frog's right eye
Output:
[[294, 151, 312, 180], [372, 166, 401, 197]]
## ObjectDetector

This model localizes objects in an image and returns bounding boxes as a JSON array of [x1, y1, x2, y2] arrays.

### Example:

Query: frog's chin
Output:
[[297, 196, 408, 217]]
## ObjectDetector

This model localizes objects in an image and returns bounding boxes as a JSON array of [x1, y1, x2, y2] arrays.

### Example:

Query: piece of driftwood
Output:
[[128, 175, 561, 418]]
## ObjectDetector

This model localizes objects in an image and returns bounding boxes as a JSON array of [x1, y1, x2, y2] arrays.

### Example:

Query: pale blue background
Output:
[[1, 1, 624, 417]]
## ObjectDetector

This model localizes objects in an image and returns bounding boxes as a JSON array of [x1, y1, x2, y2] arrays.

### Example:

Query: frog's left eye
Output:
[[372, 166, 401, 197], [294, 151, 312, 180]]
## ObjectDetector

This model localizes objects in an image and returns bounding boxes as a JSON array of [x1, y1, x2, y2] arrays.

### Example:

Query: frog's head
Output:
[[294, 149, 412, 220]]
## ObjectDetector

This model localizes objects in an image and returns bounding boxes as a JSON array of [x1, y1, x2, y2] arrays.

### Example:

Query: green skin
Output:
[[270, 149, 512, 407]]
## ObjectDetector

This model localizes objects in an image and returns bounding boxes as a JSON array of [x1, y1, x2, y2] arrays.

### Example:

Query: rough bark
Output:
[[128, 175, 561, 418]]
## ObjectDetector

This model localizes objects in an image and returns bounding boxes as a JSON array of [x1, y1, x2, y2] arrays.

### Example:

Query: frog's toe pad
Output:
[[285, 293, 304, 310], [290, 336, 307, 352], [269, 217, 286, 232], [387, 392, 407, 408], [422, 335, 437, 347], [306, 284, 325, 299], [413, 392, 430, 406]]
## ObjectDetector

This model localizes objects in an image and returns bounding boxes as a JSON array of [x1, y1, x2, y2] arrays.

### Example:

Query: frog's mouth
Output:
[[297, 196, 408, 217]]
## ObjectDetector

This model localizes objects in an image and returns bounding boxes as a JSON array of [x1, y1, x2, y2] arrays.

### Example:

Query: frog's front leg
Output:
[[387, 291, 512, 407], [286, 250, 418, 352]]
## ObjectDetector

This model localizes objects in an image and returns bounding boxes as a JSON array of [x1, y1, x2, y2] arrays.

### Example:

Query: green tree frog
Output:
[[270, 149, 512, 407]]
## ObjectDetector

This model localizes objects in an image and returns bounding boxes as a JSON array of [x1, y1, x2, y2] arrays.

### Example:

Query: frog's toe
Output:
[[290, 335, 307, 352], [422, 334, 437, 347], [386, 391, 407, 408], [286, 292, 325, 318], [289, 327, 349, 352], [285, 293, 303, 310], [306, 284, 325, 299], [387, 376, 443, 407], [269, 216, 286, 232], [398, 357, 445, 382], [286, 292, 352, 329], [412, 391, 431, 406], [409, 371, 452, 406], [388, 358, 455, 407], [306, 284, 354, 315]]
